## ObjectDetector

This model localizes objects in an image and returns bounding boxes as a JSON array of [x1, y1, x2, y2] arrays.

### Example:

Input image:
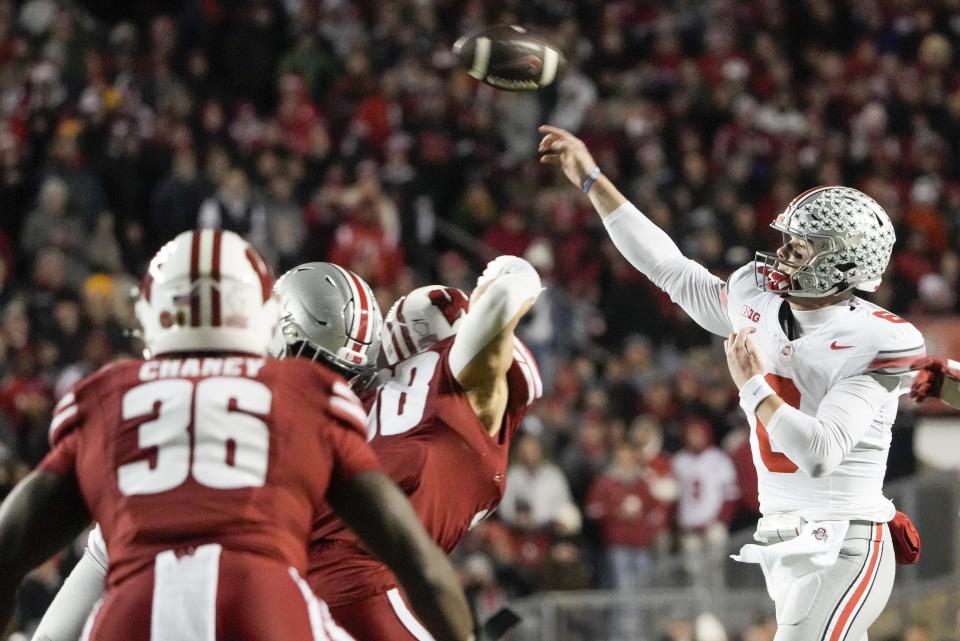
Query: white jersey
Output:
[[672, 447, 738, 529], [603, 202, 925, 523], [724, 264, 924, 521]]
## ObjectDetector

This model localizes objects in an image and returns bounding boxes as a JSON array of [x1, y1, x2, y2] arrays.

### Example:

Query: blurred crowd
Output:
[[1, 0, 958, 638]]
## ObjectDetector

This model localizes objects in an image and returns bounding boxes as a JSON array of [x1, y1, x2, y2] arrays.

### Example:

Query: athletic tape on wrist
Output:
[[739, 374, 775, 415]]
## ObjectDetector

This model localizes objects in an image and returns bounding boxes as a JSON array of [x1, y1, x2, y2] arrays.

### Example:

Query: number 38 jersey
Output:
[[307, 335, 542, 606], [724, 264, 924, 521], [39, 355, 380, 587]]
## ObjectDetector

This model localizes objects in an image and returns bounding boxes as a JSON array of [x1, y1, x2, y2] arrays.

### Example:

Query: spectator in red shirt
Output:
[[0, 347, 52, 466], [482, 207, 533, 261], [586, 441, 670, 591]]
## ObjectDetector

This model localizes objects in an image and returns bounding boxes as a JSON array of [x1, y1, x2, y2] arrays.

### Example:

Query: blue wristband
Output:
[[582, 166, 601, 193]]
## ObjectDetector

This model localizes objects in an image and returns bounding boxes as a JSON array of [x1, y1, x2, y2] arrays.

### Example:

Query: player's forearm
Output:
[[396, 546, 476, 641], [450, 266, 541, 380], [761, 403, 848, 477], [585, 174, 629, 217], [604, 202, 732, 336], [0, 471, 89, 631], [31, 548, 107, 641], [940, 360, 960, 408]]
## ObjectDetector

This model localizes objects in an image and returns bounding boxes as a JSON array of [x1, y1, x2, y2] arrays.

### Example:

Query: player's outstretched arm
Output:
[[449, 256, 541, 430], [31, 526, 107, 641], [328, 470, 475, 641], [0, 470, 89, 631], [910, 357, 960, 408], [538, 124, 732, 337]]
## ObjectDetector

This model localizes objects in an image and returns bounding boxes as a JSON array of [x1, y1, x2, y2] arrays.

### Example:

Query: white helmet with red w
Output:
[[135, 229, 278, 357], [382, 286, 470, 365]]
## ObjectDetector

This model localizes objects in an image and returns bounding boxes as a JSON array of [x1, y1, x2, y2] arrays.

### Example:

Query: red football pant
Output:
[[329, 588, 435, 641], [83, 545, 353, 641]]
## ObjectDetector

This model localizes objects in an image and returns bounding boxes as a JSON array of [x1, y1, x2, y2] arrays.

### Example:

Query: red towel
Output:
[[889, 511, 921, 565]]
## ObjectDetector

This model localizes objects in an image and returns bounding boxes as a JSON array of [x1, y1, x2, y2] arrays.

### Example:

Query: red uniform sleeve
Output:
[[325, 380, 381, 482], [38, 427, 79, 476], [39, 389, 84, 475], [508, 338, 543, 410]]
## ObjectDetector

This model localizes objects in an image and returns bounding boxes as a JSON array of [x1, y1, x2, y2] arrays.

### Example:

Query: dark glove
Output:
[[909, 357, 946, 403], [888, 510, 921, 565]]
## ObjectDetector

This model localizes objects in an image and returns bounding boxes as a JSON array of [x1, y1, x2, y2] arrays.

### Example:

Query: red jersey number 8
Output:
[[118, 377, 271, 496]]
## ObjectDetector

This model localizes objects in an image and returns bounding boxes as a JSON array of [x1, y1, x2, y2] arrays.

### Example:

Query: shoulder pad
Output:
[[862, 310, 925, 376]]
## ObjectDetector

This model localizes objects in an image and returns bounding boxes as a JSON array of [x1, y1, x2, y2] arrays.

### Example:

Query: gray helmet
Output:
[[755, 186, 896, 298], [273, 262, 383, 377]]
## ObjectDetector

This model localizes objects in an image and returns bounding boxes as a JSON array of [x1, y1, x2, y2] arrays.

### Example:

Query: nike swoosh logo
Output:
[[830, 341, 853, 350]]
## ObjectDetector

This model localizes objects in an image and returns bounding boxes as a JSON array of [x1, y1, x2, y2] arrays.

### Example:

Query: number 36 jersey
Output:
[[725, 264, 924, 521], [308, 335, 542, 606], [39, 355, 380, 587]]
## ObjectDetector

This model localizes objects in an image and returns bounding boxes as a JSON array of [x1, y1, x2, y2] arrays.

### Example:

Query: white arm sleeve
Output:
[[448, 257, 542, 376], [765, 374, 895, 478], [603, 202, 732, 337], [31, 526, 108, 641], [941, 359, 960, 409]]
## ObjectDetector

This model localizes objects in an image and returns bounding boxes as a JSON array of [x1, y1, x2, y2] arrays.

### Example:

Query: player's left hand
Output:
[[724, 327, 766, 389]]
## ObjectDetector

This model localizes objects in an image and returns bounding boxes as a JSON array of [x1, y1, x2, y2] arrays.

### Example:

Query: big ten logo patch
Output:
[[742, 305, 761, 323]]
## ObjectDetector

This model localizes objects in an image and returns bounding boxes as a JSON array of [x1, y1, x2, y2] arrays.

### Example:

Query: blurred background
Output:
[[0, 0, 959, 639]]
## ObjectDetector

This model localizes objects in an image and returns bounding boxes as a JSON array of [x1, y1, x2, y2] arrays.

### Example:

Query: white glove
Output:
[[475, 255, 539, 291]]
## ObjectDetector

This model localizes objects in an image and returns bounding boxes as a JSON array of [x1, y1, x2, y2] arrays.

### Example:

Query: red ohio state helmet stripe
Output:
[[189, 230, 202, 327], [331, 264, 372, 351], [345, 269, 371, 344], [210, 230, 223, 326]]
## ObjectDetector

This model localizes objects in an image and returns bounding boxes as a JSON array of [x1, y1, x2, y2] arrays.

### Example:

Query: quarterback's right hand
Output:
[[909, 357, 956, 402], [538, 125, 598, 188]]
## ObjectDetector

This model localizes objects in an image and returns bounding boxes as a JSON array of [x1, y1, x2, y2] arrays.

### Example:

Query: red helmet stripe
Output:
[[394, 296, 418, 355], [244, 247, 273, 302], [189, 230, 202, 327], [386, 320, 408, 361], [345, 269, 371, 344], [210, 230, 223, 326], [330, 264, 372, 348]]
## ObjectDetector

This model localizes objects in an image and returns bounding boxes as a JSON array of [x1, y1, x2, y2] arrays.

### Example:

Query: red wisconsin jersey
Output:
[[39, 355, 379, 587], [308, 336, 542, 606]]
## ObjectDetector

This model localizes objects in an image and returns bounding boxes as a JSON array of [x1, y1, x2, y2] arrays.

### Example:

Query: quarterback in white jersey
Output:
[[540, 124, 922, 641]]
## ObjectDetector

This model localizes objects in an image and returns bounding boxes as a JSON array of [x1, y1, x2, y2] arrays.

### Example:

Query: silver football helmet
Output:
[[755, 186, 896, 298], [273, 262, 383, 377]]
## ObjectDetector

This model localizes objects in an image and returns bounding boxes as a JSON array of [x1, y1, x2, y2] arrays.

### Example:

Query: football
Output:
[[453, 24, 563, 91]]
